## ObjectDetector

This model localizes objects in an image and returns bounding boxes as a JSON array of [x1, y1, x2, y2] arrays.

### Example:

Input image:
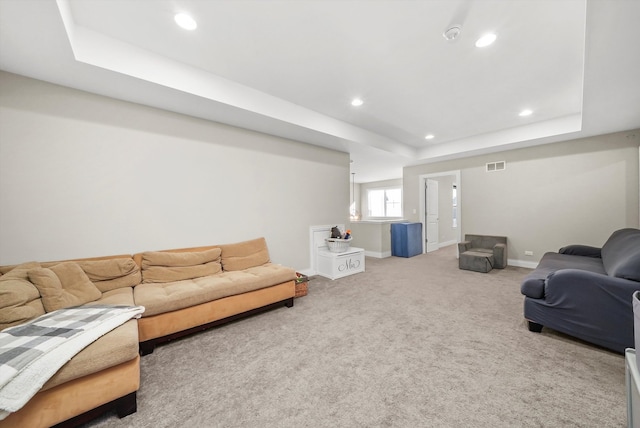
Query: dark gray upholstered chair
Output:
[[458, 234, 507, 273]]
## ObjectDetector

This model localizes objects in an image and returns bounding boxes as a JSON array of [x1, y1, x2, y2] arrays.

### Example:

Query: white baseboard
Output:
[[297, 268, 315, 277], [364, 250, 392, 258], [438, 240, 457, 248], [508, 259, 538, 269]]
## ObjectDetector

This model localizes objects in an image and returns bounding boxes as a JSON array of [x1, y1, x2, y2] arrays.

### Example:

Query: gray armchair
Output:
[[458, 234, 507, 273]]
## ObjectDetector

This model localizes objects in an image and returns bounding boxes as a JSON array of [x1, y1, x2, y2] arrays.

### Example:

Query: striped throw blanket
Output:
[[0, 304, 145, 420]]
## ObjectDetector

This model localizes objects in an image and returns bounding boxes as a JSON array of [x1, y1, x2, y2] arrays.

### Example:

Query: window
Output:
[[452, 185, 457, 228], [367, 187, 402, 218]]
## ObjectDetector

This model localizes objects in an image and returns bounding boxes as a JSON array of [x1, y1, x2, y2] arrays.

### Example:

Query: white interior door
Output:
[[425, 179, 439, 252]]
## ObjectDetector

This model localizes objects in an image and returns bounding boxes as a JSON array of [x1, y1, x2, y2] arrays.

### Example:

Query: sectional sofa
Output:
[[0, 237, 297, 428]]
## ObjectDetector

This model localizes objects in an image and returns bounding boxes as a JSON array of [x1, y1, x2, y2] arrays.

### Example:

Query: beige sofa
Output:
[[0, 237, 297, 428]]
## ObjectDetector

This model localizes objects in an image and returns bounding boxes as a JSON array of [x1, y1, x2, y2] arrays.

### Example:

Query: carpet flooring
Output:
[[85, 245, 626, 427]]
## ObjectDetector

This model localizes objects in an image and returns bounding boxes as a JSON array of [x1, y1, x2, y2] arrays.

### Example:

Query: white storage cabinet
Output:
[[317, 247, 365, 280]]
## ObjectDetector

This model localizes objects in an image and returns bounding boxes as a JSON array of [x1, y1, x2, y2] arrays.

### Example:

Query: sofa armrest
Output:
[[558, 244, 602, 258], [521, 275, 546, 299], [492, 243, 507, 269], [458, 241, 471, 253]]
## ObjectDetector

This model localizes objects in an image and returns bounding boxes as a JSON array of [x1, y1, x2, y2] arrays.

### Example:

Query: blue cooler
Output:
[[391, 222, 423, 258]]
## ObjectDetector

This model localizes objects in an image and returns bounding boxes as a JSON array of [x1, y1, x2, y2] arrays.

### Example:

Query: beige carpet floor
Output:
[[85, 245, 626, 427]]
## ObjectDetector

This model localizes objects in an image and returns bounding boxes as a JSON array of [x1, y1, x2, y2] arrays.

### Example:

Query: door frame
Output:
[[418, 170, 462, 256]]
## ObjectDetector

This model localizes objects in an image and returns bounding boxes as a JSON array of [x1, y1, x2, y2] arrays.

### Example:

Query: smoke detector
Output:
[[443, 26, 462, 41]]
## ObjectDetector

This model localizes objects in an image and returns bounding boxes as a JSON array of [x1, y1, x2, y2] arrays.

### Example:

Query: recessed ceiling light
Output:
[[475, 33, 497, 48], [175, 13, 197, 30], [425, 134, 435, 140], [519, 109, 533, 117], [351, 98, 364, 107]]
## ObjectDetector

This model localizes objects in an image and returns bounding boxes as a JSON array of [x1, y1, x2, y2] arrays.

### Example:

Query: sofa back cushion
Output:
[[220, 237, 271, 271], [0, 262, 45, 330], [601, 228, 640, 281], [140, 248, 222, 283], [465, 234, 507, 250], [75, 258, 141, 292], [28, 262, 102, 312]]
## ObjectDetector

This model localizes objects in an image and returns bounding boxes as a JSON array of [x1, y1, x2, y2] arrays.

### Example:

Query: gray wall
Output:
[[0, 72, 349, 270], [348, 221, 394, 258], [404, 131, 640, 265]]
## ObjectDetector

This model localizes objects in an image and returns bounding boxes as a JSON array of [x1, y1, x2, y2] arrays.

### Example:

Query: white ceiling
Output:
[[1, 0, 639, 183]]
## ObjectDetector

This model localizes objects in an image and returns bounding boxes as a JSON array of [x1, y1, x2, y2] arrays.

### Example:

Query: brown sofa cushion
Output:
[[141, 248, 222, 268], [141, 248, 222, 283], [0, 262, 45, 330], [134, 263, 296, 317], [42, 319, 139, 392], [220, 237, 270, 271], [76, 258, 141, 292], [41, 287, 138, 391], [28, 262, 102, 312]]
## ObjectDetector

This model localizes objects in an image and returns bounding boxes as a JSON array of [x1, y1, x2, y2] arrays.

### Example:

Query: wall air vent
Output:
[[486, 161, 506, 172]]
